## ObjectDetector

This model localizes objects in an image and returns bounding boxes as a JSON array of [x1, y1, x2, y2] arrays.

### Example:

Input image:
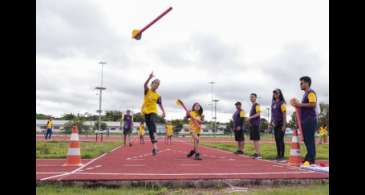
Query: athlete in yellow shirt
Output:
[[165, 122, 174, 145], [186, 103, 204, 160], [318, 125, 328, 144], [143, 72, 166, 156], [45, 117, 53, 140], [138, 121, 145, 144]]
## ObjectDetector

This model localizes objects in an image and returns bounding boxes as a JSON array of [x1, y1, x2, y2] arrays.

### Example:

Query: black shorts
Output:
[[123, 128, 132, 135], [145, 113, 158, 143], [249, 125, 260, 141], [234, 129, 244, 142]]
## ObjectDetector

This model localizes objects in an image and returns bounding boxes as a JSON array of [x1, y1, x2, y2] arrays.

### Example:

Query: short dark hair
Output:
[[250, 93, 257, 98], [300, 76, 312, 87]]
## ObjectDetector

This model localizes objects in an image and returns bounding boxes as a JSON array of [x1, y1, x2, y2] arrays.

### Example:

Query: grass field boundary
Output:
[[40, 145, 122, 181], [37, 178, 329, 188]]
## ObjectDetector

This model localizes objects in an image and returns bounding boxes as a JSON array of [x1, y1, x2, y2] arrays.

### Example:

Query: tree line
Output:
[[36, 103, 328, 134]]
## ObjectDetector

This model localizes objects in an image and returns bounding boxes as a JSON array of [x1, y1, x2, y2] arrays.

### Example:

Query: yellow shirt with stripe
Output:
[[239, 110, 246, 118], [166, 124, 174, 136], [255, 104, 261, 113], [189, 111, 202, 134], [47, 120, 53, 129], [308, 92, 317, 103], [281, 103, 287, 113], [138, 124, 145, 136], [142, 89, 161, 114]]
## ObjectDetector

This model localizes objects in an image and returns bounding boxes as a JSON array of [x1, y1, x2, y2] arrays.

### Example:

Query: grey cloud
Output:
[[36, 0, 129, 65], [157, 34, 245, 72]]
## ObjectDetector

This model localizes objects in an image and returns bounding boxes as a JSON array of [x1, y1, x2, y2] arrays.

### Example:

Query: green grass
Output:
[[36, 141, 121, 159], [36, 184, 329, 195], [234, 184, 329, 195], [36, 184, 168, 195], [202, 142, 328, 160]]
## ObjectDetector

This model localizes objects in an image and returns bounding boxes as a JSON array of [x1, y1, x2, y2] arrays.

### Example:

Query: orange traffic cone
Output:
[[63, 126, 83, 166], [288, 129, 302, 166]]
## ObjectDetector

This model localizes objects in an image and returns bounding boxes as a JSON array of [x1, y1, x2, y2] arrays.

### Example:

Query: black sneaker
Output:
[[251, 153, 258, 158], [187, 150, 195, 158], [194, 153, 202, 160], [152, 149, 157, 156], [277, 157, 286, 162], [129, 143, 132, 147], [234, 150, 244, 155]]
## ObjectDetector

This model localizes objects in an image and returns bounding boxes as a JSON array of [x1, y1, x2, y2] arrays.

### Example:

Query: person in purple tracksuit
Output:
[[291, 76, 318, 165], [247, 93, 262, 160], [269, 89, 287, 162]]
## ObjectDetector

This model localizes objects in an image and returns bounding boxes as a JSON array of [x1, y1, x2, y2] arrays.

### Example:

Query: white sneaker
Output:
[[254, 155, 262, 160]]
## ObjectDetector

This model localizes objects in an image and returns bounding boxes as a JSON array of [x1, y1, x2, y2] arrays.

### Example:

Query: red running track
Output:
[[36, 138, 328, 181]]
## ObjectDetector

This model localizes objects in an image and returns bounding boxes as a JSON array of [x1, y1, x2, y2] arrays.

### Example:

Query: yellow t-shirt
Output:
[[166, 124, 173, 136], [47, 120, 53, 129], [139, 124, 145, 136], [319, 127, 328, 136], [142, 89, 161, 114], [189, 111, 202, 134]]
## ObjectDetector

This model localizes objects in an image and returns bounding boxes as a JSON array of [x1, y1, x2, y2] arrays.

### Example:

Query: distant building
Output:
[[179, 124, 224, 135], [36, 120, 225, 135], [36, 120, 164, 134]]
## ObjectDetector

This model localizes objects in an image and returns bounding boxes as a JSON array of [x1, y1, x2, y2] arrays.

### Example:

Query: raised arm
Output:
[[144, 72, 154, 95]]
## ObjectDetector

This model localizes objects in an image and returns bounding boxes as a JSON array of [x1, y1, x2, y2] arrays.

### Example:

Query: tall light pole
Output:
[[208, 81, 215, 130], [212, 99, 219, 133], [266, 107, 271, 135], [96, 61, 107, 136]]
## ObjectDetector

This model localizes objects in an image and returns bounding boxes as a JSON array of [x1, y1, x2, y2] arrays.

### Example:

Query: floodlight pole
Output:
[[96, 61, 107, 136]]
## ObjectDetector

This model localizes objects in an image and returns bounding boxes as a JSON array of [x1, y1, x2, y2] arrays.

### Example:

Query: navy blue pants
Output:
[[302, 118, 317, 163], [45, 128, 52, 140], [274, 124, 285, 158]]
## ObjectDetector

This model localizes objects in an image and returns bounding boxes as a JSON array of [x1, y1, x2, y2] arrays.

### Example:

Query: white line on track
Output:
[[40, 145, 122, 181], [69, 171, 314, 176], [37, 172, 67, 175], [126, 149, 171, 160], [176, 140, 305, 170]]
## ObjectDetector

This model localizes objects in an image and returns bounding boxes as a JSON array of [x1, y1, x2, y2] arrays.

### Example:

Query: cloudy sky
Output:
[[36, 0, 329, 122]]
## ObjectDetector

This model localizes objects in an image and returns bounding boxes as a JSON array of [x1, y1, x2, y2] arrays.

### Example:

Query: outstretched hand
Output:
[[148, 71, 154, 79]]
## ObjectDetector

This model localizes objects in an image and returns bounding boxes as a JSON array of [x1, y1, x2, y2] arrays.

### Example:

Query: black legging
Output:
[[274, 124, 285, 158], [145, 113, 158, 143]]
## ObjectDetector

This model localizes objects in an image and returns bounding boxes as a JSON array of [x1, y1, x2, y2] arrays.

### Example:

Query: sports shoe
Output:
[[194, 153, 202, 160], [129, 143, 132, 147], [255, 155, 262, 160], [252, 154, 262, 160], [277, 157, 286, 163], [187, 150, 195, 158], [234, 150, 244, 155], [152, 149, 157, 156]]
